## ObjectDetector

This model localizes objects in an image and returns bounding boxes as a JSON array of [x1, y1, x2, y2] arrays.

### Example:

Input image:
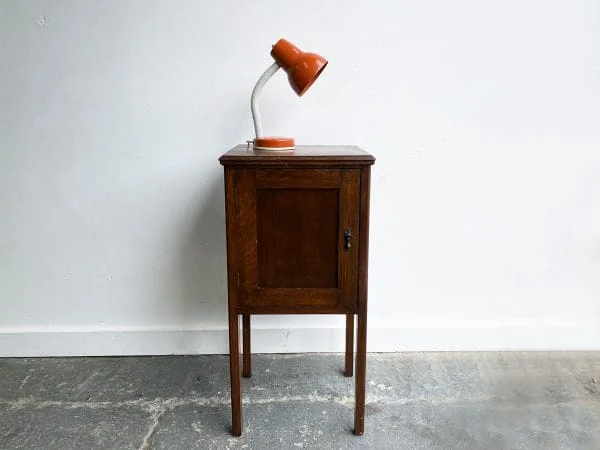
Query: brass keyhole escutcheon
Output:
[[344, 229, 353, 251]]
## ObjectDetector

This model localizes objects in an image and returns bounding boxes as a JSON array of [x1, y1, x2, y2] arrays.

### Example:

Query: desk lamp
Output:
[[250, 38, 328, 151]]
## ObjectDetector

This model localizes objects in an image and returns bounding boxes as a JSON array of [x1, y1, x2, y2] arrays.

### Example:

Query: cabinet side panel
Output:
[[237, 170, 258, 305], [224, 167, 239, 310]]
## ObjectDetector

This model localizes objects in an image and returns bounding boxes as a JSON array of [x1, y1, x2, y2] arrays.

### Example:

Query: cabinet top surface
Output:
[[219, 145, 375, 167]]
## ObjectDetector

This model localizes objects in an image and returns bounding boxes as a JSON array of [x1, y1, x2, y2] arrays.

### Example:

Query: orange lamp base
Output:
[[253, 136, 295, 151]]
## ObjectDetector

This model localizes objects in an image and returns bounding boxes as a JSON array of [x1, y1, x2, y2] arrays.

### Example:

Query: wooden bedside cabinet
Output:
[[219, 145, 375, 436]]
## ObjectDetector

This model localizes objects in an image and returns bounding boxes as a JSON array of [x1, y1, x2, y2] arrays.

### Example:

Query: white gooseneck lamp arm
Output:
[[250, 62, 280, 138]]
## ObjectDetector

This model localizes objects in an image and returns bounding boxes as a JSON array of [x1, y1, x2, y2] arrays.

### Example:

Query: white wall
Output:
[[1, 1, 599, 356]]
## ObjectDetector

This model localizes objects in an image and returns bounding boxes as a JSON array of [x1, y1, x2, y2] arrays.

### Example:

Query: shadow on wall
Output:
[[175, 173, 228, 331]]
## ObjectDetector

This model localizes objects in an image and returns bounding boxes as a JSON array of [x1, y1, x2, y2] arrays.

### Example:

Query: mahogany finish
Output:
[[220, 145, 374, 167], [257, 187, 339, 288], [242, 314, 251, 378], [220, 145, 374, 436]]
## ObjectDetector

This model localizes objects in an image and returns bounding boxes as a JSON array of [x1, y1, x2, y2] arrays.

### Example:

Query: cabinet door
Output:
[[236, 168, 360, 312]]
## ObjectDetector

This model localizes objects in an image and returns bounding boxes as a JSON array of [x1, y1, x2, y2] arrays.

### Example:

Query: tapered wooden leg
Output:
[[242, 314, 251, 378], [354, 307, 367, 435], [228, 311, 242, 436], [345, 314, 354, 377]]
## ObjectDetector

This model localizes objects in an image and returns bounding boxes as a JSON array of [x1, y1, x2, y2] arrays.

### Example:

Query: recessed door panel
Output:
[[236, 169, 360, 312], [257, 188, 338, 289]]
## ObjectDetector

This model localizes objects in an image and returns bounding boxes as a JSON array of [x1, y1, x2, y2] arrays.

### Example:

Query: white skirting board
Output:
[[1, 323, 599, 357]]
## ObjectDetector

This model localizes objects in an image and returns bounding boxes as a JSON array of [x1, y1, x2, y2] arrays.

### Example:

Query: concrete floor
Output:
[[0, 353, 599, 449]]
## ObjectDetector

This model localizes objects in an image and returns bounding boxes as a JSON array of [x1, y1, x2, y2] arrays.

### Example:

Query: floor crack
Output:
[[138, 399, 173, 450]]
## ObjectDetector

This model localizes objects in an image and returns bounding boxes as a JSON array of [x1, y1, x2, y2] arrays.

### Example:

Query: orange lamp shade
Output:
[[270, 39, 328, 96]]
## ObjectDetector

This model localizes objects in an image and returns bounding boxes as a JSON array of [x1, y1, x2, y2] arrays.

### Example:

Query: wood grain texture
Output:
[[257, 188, 338, 289], [345, 314, 354, 377], [234, 304, 356, 315], [255, 169, 341, 188], [224, 168, 239, 311], [354, 166, 371, 436], [338, 170, 360, 310], [236, 168, 360, 312], [220, 149, 374, 436], [224, 168, 242, 436], [228, 312, 241, 436], [242, 314, 251, 378], [248, 288, 338, 310], [225, 168, 242, 436], [236, 170, 258, 308], [220, 145, 375, 168]]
